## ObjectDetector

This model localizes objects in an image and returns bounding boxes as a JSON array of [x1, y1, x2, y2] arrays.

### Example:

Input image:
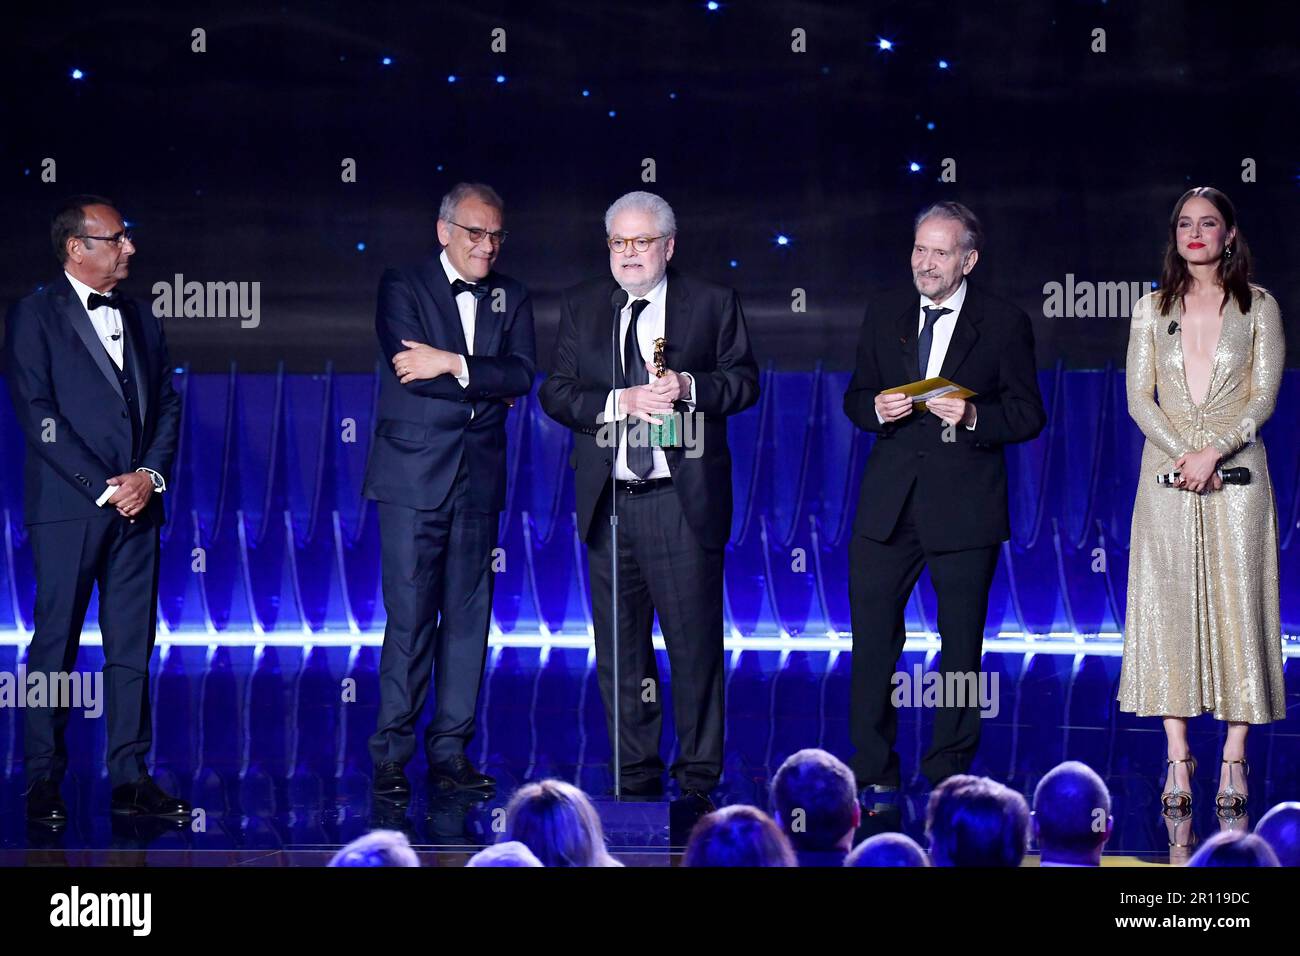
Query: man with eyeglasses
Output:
[[539, 191, 758, 815], [363, 182, 535, 798], [4, 195, 186, 823]]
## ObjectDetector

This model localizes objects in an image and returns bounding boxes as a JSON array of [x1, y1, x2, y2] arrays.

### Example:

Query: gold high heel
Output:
[[1161, 755, 1196, 814], [1216, 758, 1249, 816]]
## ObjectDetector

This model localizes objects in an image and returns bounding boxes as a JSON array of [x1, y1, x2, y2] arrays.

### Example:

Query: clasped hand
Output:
[[1175, 447, 1223, 494], [392, 339, 459, 384], [106, 472, 153, 520]]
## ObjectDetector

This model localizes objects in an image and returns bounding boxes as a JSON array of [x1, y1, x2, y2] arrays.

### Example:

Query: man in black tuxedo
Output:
[[364, 183, 535, 797], [4, 196, 188, 822], [539, 191, 758, 808], [843, 201, 1045, 804]]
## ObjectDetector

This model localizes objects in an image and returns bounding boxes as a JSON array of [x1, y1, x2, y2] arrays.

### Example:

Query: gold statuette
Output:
[[649, 336, 679, 447]]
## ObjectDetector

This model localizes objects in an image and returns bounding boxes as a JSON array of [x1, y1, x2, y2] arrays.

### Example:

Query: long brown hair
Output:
[[1156, 186, 1254, 316]]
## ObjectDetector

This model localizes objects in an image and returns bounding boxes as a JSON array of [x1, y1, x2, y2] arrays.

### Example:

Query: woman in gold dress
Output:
[[1119, 186, 1287, 817]]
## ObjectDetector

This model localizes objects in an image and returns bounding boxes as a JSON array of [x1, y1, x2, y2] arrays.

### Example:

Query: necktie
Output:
[[623, 299, 654, 478], [87, 291, 122, 310], [451, 278, 489, 300], [917, 305, 952, 379]]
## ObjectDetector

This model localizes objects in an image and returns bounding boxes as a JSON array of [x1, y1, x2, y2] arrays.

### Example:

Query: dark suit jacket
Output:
[[361, 258, 536, 513], [843, 284, 1046, 551], [538, 268, 759, 551], [4, 275, 181, 526]]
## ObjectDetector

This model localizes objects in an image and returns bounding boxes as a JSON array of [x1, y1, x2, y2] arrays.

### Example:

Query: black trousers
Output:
[[25, 513, 160, 788], [848, 484, 1000, 788], [586, 479, 725, 791], [369, 465, 497, 767]]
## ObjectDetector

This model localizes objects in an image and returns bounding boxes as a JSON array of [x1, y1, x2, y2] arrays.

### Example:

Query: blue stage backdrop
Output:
[[2, 366, 1299, 644]]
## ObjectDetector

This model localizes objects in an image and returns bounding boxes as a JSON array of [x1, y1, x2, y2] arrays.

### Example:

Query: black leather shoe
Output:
[[26, 778, 67, 823], [618, 778, 665, 798], [428, 754, 495, 792], [372, 761, 411, 798], [676, 788, 717, 814], [670, 788, 717, 844], [110, 776, 191, 817]]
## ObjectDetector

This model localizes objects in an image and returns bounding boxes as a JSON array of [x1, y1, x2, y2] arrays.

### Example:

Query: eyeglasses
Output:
[[607, 236, 665, 254], [447, 221, 508, 246], [76, 230, 133, 248]]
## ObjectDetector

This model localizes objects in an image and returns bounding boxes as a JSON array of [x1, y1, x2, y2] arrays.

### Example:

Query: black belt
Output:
[[614, 476, 673, 495]]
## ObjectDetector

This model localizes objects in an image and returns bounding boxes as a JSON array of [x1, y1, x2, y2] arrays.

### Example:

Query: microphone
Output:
[[611, 287, 629, 313], [1157, 466, 1250, 486], [1167, 321, 1178, 335]]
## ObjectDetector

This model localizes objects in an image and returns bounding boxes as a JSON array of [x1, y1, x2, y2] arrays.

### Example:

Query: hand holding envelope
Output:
[[875, 376, 977, 425]]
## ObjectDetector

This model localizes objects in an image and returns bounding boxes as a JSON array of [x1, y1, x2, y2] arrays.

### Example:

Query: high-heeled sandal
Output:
[[1216, 758, 1249, 816], [1161, 755, 1196, 813]]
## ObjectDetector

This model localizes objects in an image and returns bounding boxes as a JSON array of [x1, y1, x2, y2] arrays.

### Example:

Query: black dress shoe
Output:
[[372, 761, 411, 798], [26, 778, 68, 823], [669, 788, 717, 844], [428, 754, 495, 792], [110, 776, 192, 817], [618, 778, 665, 798], [676, 788, 717, 814]]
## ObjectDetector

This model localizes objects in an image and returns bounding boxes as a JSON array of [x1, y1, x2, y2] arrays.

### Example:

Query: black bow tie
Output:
[[86, 291, 122, 310], [451, 278, 489, 299]]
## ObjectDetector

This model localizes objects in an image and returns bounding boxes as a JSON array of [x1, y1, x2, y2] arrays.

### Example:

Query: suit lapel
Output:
[[662, 270, 690, 374], [121, 300, 150, 424], [419, 258, 470, 355], [473, 272, 507, 357], [897, 298, 921, 382], [938, 288, 981, 382], [661, 272, 690, 468], [55, 278, 126, 404]]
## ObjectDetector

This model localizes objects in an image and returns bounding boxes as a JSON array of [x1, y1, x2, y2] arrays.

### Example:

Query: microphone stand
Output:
[[608, 289, 628, 799]]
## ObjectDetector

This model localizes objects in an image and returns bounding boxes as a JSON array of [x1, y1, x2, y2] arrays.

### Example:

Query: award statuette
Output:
[[649, 336, 679, 447]]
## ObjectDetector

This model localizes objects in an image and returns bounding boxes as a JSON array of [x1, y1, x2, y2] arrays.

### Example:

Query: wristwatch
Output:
[[136, 468, 166, 492]]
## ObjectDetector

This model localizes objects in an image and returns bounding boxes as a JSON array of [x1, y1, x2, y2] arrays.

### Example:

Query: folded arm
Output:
[[462, 289, 537, 400], [375, 268, 471, 401]]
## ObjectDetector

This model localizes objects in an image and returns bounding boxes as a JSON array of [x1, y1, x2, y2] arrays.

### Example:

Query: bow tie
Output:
[[86, 291, 123, 310], [451, 278, 489, 299]]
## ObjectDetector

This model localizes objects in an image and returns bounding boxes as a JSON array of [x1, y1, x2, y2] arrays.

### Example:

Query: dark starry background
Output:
[[2, 0, 1298, 372]]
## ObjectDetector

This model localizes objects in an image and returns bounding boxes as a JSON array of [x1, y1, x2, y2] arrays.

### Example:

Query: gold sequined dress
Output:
[[1118, 289, 1286, 723]]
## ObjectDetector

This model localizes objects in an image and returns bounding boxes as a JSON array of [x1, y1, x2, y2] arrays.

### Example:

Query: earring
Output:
[[1225, 244, 1234, 261]]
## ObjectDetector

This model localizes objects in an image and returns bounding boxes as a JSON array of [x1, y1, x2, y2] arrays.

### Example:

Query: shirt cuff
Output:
[[965, 405, 977, 431], [681, 372, 697, 410], [603, 389, 628, 424], [96, 482, 116, 507], [456, 354, 470, 389]]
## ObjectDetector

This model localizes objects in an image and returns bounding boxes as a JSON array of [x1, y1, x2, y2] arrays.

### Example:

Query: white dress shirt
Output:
[[877, 278, 976, 430], [601, 274, 697, 481], [63, 272, 167, 506], [439, 250, 475, 388], [65, 270, 124, 369]]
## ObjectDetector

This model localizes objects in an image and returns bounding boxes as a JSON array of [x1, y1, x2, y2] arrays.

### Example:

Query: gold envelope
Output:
[[878, 376, 976, 414]]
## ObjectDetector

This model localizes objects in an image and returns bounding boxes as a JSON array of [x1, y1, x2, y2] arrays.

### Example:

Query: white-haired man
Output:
[[540, 191, 758, 814]]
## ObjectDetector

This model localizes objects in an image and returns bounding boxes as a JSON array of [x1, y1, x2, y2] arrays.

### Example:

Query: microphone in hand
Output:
[[1156, 466, 1249, 486]]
